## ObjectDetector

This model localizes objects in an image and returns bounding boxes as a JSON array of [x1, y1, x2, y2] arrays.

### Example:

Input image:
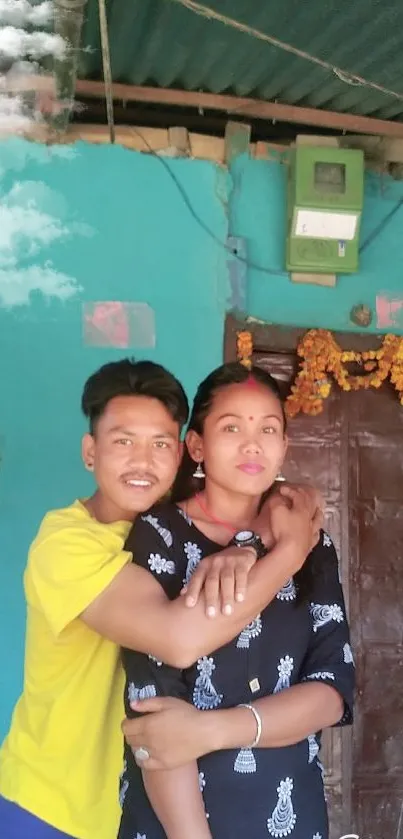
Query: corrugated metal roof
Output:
[[79, 0, 403, 122]]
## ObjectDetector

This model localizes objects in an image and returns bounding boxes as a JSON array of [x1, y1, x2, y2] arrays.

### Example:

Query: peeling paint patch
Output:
[[214, 165, 230, 212], [376, 294, 403, 329], [83, 302, 156, 348], [224, 124, 251, 166]]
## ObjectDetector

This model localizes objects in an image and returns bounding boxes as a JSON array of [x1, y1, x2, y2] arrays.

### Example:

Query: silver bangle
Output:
[[238, 703, 262, 748]]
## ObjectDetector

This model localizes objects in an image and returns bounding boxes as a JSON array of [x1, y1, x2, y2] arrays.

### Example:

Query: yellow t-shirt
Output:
[[0, 500, 132, 839]]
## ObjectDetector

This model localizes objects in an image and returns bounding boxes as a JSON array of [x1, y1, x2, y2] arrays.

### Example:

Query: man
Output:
[[0, 358, 321, 839]]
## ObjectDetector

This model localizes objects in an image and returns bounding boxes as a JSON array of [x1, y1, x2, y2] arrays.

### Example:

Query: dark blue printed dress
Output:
[[118, 503, 354, 839]]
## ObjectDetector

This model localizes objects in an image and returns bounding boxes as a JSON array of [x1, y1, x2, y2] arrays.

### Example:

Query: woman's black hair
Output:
[[171, 360, 314, 604]]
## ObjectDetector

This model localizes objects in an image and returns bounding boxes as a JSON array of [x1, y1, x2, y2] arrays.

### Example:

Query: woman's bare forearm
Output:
[[143, 763, 211, 839], [203, 683, 344, 753]]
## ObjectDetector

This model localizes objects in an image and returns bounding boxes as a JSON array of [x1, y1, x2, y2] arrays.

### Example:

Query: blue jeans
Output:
[[0, 796, 76, 839]]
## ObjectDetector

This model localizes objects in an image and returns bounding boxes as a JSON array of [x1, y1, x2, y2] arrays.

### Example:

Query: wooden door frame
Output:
[[224, 313, 376, 834], [224, 313, 386, 360]]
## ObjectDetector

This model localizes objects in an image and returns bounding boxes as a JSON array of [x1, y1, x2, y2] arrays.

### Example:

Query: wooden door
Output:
[[254, 350, 403, 839], [254, 351, 349, 839], [347, 381, 403, 837]]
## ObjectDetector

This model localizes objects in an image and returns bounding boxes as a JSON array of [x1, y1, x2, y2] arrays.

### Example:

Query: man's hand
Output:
[[277, 484, 324, 552], [181, 546, 257, 616], [183, 483, 323, 616], [268, 486, 324, 567], [254, 483, 324, 554], [123, 697, 211, 770]]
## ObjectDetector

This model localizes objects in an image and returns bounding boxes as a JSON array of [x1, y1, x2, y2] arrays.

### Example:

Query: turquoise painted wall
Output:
[[0, 139, 228, 738], [229, 155, 403, 333], [1, 139, 403, 739]]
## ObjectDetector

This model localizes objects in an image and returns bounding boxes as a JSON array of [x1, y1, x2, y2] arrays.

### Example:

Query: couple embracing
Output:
[[0, 357, 354, 839]]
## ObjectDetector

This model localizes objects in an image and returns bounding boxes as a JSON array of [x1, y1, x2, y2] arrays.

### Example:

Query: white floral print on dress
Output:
[[236, 615, 262, 649], [128, 683, 157, 703], [198, 770, 210, 819], [267, 777, 297, 837], [119, 759, 128, 807], [306, 671, 335, 682], [193, 656, 223, 710], [310, 602, 344, 633], [141, 515, 173, 548], [343, 642, 354, 664], [273, 655, 294, 694], [322, 532, 342, 580], [148, 553, 175, 575], [177, 507, 192, 525], [276, 579, 297, 602], [234, 746, 257, 774], [308, 734, 320, 764], [148, 654, 163, 667], [183, 541, 202, 584]]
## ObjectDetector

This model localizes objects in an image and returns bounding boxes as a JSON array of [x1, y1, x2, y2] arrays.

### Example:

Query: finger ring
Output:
[[134, 746, 150, 763]]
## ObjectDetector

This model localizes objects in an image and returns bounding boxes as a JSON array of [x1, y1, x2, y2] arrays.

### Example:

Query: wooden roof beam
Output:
[[73, 80, 403, 139]]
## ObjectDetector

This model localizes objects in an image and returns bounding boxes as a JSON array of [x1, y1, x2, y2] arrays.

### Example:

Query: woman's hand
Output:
[[181, 545, 257, 616], [122, 697, 214, 770]]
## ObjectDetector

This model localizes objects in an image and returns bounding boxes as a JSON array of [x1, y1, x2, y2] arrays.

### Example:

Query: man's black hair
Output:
[[81, 358, 189, 434]]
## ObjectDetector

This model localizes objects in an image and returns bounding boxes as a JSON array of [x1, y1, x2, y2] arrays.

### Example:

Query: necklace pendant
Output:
[[249, 677, 260, 694]]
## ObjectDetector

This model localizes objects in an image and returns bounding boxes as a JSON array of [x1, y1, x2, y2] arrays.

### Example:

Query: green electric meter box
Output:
[[286, 145, 364, 274]]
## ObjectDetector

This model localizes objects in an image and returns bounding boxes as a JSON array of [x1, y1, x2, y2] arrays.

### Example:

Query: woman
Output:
[[119, 362, 354, 839]]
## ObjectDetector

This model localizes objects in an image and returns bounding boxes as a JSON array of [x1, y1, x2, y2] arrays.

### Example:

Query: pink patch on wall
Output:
[[83, 302, 155, 348], [376, 294, 403, 329]]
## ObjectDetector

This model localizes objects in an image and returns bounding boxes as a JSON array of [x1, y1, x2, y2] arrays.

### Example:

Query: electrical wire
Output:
[[359, 196, 403, 253], [129, 125, 288, 275], [132, 124, 403, 270], [94, 0, 285, 274], [97, 0, 403, 275], [167, 0, 403, 105]]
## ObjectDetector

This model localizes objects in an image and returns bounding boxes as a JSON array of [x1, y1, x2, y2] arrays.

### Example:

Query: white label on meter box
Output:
[[295, 209, 358, 241]]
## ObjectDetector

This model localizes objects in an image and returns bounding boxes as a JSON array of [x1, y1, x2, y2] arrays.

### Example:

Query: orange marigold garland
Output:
[[236, 330, 253, 369], [234, 328, 403, 417], [286, 329, 403, 417]]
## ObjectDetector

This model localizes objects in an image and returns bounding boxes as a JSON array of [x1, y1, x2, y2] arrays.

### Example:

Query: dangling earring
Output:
[[275, 472, 286, 482], [193, 462, 205, 479], [85, 462, 94, 472]]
